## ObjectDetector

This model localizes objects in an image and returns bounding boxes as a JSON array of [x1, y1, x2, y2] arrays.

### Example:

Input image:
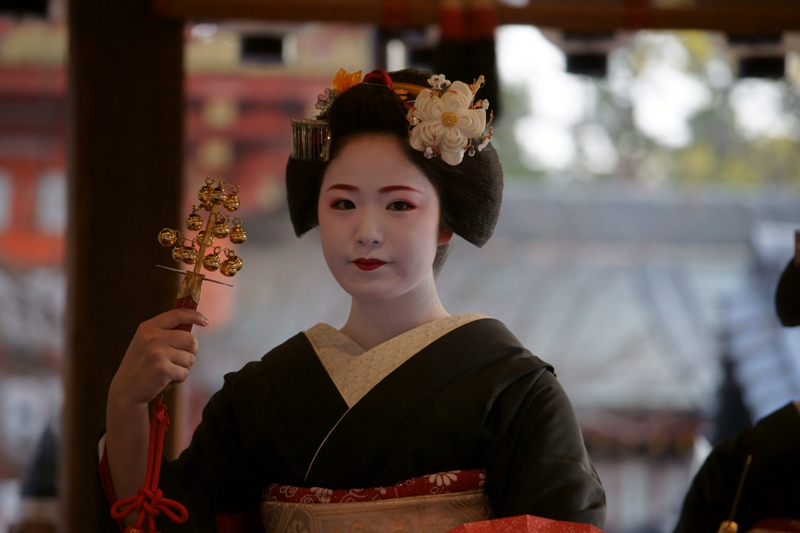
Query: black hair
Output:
[[286, 68, 503, 275]]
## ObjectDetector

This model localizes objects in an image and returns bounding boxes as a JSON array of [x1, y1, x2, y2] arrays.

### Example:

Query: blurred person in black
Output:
[[674, 402, 800, 533], [674, 239, 800, 533], [9, 417, 58, 533], [775, 240, 800, 327]]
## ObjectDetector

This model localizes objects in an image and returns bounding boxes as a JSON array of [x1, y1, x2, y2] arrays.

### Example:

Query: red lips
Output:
[[353, 258, 387, 271]]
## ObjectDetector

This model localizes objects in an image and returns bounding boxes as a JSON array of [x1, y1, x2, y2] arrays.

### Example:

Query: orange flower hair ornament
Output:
[[315, 69, 363, 115], [331, 68, 363, 94]]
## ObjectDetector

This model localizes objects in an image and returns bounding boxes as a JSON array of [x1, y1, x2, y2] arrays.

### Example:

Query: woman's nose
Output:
[[356, 209, 381, 245]]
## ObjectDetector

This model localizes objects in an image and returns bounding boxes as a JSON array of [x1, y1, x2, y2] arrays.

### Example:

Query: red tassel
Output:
[[111, 398, 188, 533]]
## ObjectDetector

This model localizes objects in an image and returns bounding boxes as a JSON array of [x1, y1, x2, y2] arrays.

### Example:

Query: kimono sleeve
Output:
[[170, 362, 267, 518], [484, 368, 606, 528]]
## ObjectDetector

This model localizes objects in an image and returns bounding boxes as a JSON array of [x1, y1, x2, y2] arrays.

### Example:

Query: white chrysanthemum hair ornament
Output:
[[407, 74, 494, 166]]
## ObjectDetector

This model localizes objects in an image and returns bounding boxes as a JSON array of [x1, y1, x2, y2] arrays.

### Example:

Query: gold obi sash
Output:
[[261, 470, 491, 533]]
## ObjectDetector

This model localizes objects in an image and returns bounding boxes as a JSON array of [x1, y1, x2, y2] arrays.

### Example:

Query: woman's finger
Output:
[[150, 350, 193, 386], [162, 361, 190, 385], [161, 329, 200, 355], [165, 347, 195, 371], [152, 308, 209, 330]]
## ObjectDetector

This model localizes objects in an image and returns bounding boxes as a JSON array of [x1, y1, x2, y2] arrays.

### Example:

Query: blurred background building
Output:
[[0, 0, 799, 532]]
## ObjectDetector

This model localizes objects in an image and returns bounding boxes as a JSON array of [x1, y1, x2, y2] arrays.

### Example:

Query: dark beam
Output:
[[154, 0, 438, 26], [63, 1, 184, 532], [154, 0, 800, 32]]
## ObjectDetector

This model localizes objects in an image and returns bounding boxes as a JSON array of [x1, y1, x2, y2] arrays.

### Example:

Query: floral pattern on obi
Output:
[[261, 470, 490, 533]]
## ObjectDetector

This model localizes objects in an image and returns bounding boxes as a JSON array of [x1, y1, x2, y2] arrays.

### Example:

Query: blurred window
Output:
[[36, 170, 66, 234]]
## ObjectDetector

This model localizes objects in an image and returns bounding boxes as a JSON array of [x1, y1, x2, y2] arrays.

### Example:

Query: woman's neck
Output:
[[339, 277, 450, 350]]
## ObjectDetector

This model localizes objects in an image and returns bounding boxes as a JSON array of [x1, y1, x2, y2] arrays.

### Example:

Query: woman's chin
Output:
[[343, 284, 402, 303], [338, 276, 409, 303], [334, 266, 435, 305]]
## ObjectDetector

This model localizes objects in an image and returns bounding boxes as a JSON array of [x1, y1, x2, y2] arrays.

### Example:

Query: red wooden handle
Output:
[[173, 296, 198, 332]]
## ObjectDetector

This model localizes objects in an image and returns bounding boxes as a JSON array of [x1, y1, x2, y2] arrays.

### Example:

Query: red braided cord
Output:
[[110, 397, 189, 533]]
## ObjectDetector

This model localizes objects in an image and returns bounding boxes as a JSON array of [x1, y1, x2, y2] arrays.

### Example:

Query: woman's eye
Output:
[[387, 201, 415, 211], [331, 199, 355, 210]]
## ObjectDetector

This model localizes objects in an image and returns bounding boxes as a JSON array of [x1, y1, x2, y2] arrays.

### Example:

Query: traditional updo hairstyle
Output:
[[286, 68, 503, 275]]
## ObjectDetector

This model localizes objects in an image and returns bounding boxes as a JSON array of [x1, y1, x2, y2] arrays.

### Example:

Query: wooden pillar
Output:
[[63, 1, 184, 532]]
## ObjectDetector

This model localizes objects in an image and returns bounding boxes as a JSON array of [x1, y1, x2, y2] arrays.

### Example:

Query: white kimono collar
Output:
[[304, 313, 489, 408]]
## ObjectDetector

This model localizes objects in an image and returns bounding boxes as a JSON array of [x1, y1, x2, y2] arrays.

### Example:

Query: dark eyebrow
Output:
[[325, 184, 359, 192], [379, 186, 422, 194]]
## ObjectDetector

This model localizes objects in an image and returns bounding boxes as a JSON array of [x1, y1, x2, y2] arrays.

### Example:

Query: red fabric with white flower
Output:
[[264, 469, 486, 504]]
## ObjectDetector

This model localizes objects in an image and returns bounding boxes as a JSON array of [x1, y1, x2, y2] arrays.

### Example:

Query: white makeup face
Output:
[[317, 135, 452, 304]]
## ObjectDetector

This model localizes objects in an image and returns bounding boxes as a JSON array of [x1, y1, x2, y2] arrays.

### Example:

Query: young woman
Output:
[[100, 69, 605, 533]]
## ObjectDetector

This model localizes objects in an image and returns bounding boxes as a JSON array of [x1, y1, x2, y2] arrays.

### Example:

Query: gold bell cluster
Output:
[[157, 177, 246, 277]]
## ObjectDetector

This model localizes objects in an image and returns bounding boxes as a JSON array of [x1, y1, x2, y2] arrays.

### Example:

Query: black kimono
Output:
[[674, 402, 800, 533], [98, 318, 605, 532]]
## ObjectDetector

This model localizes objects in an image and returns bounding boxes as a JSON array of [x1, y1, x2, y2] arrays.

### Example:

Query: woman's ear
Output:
[[438, 228, 454, 245]]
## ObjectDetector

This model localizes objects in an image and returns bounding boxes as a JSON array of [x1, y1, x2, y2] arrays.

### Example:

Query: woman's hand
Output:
[[109, 308, 208, 409], [105, 308, 207, 509]]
